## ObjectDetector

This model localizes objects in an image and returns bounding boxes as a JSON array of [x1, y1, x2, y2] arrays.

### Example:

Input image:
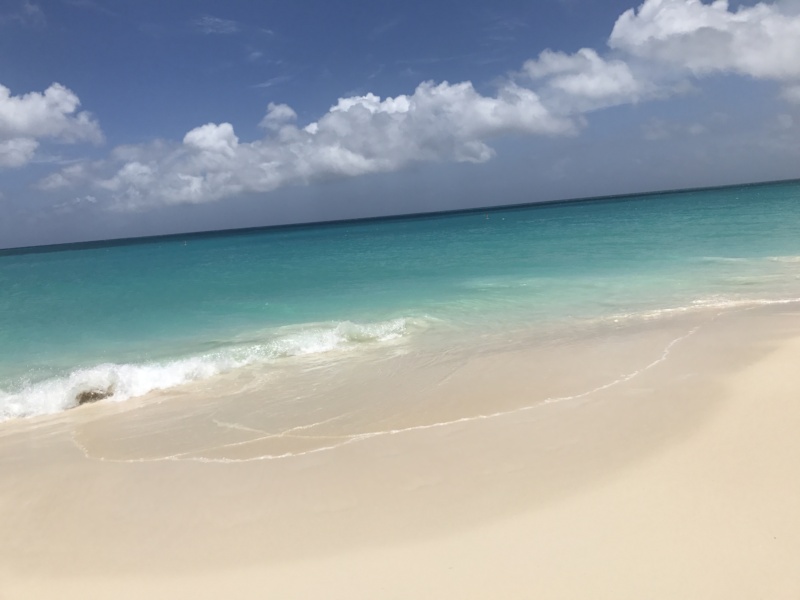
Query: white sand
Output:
[[2, 307, 800, 599]]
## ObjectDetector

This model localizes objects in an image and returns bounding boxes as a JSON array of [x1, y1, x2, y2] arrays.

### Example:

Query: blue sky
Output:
[[1, 0, 799, 248]]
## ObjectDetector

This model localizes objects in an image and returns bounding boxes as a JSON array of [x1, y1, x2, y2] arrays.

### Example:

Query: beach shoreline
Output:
[[2, 304, 800, 598]]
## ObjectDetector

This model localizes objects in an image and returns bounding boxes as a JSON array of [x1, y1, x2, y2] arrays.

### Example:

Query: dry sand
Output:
[[2, 306, 800, 599]]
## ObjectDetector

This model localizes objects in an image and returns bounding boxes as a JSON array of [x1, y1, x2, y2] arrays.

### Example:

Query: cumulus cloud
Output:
[[183, 122, 239, 157], [526, 0, 800, 115], [522, 48, 649, 112], [258, 103, 297, 130], [34, 0, 800, 208], [610, 0, 800, 80], [0, 82, 102, 168], [0, 137, 38, 168], [41, 80, 574, 208], [609, 0, 800, 103], [37, 163, 88, 190]]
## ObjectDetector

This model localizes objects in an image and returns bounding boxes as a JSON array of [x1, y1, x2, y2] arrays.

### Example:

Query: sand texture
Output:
[[2, 306, 800, 599]]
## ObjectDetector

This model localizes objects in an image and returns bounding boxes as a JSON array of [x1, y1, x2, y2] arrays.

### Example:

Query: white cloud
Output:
[[610, 0, 800, 80], [34, 0, 800, 208], [0, 82, 102, 169], [0, 137, 38, 168], [37, 162, 89, 190], [521, 0, 800, 113], [0, 83, 100, 141], [183, 122, 239, 157], [41, 80, 574, 209], [259, 103, 297, 130], [521, 1, 800, 116], [522, 48, 647, 112]]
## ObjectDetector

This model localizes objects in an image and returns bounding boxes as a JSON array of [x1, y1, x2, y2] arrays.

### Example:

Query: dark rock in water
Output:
[[75, 387, 113, 406]]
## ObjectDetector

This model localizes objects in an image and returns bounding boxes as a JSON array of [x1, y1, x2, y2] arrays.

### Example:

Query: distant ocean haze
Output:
[[1, 179, 800, 421]]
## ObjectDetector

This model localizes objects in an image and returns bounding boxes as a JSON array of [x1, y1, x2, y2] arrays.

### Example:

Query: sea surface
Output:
[[2, 179, 800, 422]]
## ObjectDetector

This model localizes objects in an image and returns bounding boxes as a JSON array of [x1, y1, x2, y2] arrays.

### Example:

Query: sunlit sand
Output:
[[3, 305, 800, 598]]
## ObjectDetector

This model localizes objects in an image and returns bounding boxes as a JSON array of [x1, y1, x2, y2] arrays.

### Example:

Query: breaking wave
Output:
[[0, 317, 424, 422]]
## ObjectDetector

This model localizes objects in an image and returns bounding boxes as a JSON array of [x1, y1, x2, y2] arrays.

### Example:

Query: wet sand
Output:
[[2, 306, 800, 598]]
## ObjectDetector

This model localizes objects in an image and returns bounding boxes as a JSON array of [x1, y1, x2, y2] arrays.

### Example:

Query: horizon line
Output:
[[2, 177, 798, 256]]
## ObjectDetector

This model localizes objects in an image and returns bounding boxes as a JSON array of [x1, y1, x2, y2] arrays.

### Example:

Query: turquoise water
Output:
[[2, 180, 800, 420]]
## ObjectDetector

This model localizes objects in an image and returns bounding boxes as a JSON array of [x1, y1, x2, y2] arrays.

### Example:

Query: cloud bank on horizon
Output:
[[4, 0, 800, 211]]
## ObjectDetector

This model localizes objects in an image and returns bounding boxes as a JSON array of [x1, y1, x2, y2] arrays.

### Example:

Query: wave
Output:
[[701, 255, 800, 266], [699, 256, 753, 263], [461, 277, 536, 290], [602, 295, 800, 324], [766, 255, 800, 263], [0, 317, 424, 422]]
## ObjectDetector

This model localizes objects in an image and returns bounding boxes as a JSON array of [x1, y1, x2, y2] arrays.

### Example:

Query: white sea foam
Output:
[[603, 295, 800, 324], [462, 277, 536, 290], [70, 323, 703, 464], [700, 256, 752, 263], [766, 255, 800, 263], [0, 317, 423, 422]]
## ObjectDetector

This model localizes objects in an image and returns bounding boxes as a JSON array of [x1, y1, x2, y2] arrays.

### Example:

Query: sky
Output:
[[1, 0, 799, 249]]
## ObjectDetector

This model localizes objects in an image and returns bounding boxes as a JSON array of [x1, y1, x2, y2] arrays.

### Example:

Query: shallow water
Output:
[[2, 179, 800, 420]]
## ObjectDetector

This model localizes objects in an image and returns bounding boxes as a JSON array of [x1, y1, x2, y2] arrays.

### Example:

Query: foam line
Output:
[[71, 324, 701, 464], [1, 317, 422, 422]]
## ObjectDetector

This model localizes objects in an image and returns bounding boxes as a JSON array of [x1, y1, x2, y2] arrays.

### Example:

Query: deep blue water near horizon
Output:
[[2, 179, 800, 421]]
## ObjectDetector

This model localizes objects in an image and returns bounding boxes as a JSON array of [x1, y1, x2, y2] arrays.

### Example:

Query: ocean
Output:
[[2, 179, 800, 423]]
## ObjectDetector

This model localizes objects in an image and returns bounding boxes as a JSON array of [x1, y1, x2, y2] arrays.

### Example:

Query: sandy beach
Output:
[[2, 305, 800, 599]]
